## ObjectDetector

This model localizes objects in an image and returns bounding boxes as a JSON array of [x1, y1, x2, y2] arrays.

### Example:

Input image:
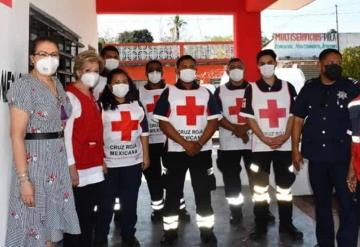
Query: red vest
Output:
[[66, 84, 104, 170]]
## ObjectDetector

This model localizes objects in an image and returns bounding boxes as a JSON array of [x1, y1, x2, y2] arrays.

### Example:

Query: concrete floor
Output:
[[106, 182, 317, 247]]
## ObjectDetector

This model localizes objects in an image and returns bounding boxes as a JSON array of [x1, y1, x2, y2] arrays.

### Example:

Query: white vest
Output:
[[218, 84, 252, 150], [139, 85, 167, 144], [167, 85, 212, 152], [251, 81, 291, 152], [102, 101, 145, 167]]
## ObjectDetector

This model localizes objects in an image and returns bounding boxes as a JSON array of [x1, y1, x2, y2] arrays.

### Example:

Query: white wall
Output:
[[0, 0, 98, 245]]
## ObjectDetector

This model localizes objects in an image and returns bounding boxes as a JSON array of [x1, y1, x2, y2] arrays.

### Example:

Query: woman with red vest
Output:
[[94, 68, 150, 247], [63, 50, 105, 247]]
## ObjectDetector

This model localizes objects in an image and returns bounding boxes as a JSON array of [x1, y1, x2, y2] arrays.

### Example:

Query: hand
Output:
[[20, 181, 35, 207], [183, 141, 201, 157], [142, 155, 150, 170], [102, 162, 108, 175], [232, 124, 247, 138], [240, 133, 249, 144], [261, 136, 277, 148], [272, 135, 289, 149], [292, 150, 304, 171], [69, 165, 79, 187], [347, 163, 358, 193]]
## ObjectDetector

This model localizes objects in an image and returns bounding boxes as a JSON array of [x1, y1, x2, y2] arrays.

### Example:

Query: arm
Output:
[[141, 135, 150, 170], [9, 107, 35, 207], [291, 116, 305, 170], [247, 118, 276, 148], [159, 120, 189, 149], [198, 119, 218, 146], [64, 92, 81, 186]]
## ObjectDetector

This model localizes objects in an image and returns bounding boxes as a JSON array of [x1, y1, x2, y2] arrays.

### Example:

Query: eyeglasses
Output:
[[33, 51, 59, 58]]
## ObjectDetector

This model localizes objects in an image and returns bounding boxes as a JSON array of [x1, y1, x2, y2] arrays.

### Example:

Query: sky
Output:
[[97, 0, 360, 41]]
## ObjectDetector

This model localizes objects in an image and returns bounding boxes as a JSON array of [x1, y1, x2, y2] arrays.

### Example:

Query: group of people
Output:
[[4, 35, 360, 247]]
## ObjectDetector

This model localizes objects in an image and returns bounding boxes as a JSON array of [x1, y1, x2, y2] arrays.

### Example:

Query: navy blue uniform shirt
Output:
[[293, 77, 360, 162]]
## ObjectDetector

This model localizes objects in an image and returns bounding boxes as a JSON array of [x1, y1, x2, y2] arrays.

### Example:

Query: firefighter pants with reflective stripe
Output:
[[143, 143, 165, 211], [251, 151, 295, 226], [217, 149, 252, 214], [162, 151, 215, 231]]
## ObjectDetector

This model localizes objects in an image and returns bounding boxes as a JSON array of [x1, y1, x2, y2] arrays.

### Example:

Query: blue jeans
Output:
[[95, 164, 142, 240]]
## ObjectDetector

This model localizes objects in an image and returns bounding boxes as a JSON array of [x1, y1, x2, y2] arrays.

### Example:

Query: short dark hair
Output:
[[319, 48, 342, 61], [256, 49, 277, 62], [30, 36, 59, 55], [100, 45, 120, 57], [176, 55, 196, 68], [100, 68, 139, 111], [145, 60, 162, 72], [227, 57, 244, 67]]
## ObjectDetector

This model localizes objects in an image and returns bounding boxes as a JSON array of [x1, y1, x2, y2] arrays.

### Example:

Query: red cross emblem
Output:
[[176, 96, 205, 126], [146, 95, 160, 113], [259, 100, 286, 128], [111, 111, 139, 141], [228, 98, 246, 124]]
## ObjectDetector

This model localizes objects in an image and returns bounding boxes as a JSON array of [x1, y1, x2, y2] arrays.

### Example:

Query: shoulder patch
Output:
[[305, 78, 315, 85]]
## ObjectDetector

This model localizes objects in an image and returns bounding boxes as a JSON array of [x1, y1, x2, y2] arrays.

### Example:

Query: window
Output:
[[29, 5, 84, 86]]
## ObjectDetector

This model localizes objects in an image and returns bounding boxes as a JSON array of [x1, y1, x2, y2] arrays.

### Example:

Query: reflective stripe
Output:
[[347, 129, 353, 136], [253, 193, 271, 203], [276, 186, 291, 194], [276, 193, 293, 201], [196, 214, 215, 228], [254, 185, 268, 194], [94, 205, 98, 212], [207, 167, 214, 175], [250, 164, 259, 173], [288, 165, 294, 173], [162, 167, 168, 175], [114, 203, 121, 211], [352, 136, 360, 143], [226, 193, 244, 206], [152, 204, 164, 210], [163, 215, 179, 230], [115, 198, 120, 203], [276, 186, 293, 201], [179, 198, 186, 210]]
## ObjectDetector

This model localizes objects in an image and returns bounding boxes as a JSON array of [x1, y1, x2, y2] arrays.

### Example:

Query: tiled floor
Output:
[[106, 183, 317, 247]]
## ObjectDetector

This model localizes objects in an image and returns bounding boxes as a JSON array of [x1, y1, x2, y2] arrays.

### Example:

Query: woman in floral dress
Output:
[[5, 36, 80, 247]]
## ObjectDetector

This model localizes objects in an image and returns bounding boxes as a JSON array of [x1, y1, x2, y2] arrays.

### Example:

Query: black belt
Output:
[[25, 131, 64, 140]]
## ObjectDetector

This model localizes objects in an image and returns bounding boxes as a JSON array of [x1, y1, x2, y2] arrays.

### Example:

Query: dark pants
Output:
[[162, 151, 216, 231], [63, 181, 103, 247], [308, 160, 358, 247], [217, 149, 252, 215], [143, 143, 165, 211], [95, 164, 142, 240], [251, 151, 295, 227]]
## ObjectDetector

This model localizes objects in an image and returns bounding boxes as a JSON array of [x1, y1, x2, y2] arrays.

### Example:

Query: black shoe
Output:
[[178, 209, 191, 223], [279, 223, 303, 241], [93, 239, 108, 247], [151, 210, 163, 223], [160, 230, 178, 246], [249, 226, 267, 240], [122, 236, 140, 247], [267, 211, 275, 225], [200, 229, 217, 244], [229, 209, 243, 225]]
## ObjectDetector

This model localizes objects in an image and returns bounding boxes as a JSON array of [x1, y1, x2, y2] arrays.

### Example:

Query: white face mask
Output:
[[112, 84, 129, 98], [179, 69, 196, 83], [229, 69, 244, 82], [105, 58, 119, 71], [35, 57, 59, 76], [148, 71, 162, 84], [81, 72, 100, 88], [260, 64, 275, 78]]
